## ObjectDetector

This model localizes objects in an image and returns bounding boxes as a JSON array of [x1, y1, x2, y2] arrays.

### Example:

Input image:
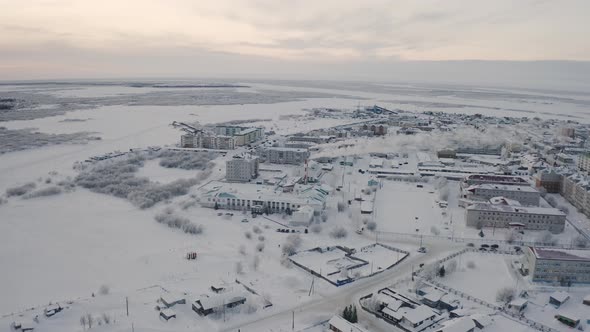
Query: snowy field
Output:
[[437, 252, 519, 304], [1, 81, 590, 331]]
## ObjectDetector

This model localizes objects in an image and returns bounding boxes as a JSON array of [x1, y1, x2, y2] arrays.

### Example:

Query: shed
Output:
[[160, 308, 176, 321], [549, 291, 570, 308], [160, 294, 186, 308], [583, 294, 590, 306], [21, 323, 35, 331], [507, 298, 528, 313], [360, 201, 373, 214], [470, 314, 493, 329], [555, 312, 579, 328], [44, 303, 62, 317]]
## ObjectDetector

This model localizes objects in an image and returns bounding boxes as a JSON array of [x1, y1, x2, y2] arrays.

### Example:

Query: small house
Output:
[[507, 298, 528, 314], [160, 308, 176, 321], [439, 294, 461, 311], [160, 294, 186, 308], [470, 314, 493, 329], [192, 291, 247, 316], [549, 291, 570, 308], [328, 315, 369, 332], [420, 288, 445, 308], [44, 303, 63, 317]]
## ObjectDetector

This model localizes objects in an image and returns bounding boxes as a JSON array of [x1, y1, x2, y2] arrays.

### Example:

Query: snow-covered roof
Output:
[[402, 305, 437, 324], [423, 289, 445, 303], [328, 315, 369, 332], [161, 294, 184, 306], [436, 317, 476, 332], [531, 247, 590, 262], [470, 314, 493, 327], [466, 203, 565, 216], [196, 291, 246, 311], [160, 308, 175, 318], [472, 183, 538, 192], [509, 298, 528, 307], [549, 291, 570, 303]]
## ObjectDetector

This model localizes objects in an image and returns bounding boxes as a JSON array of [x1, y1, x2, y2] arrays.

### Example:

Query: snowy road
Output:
[[220, 237, 463, 332]]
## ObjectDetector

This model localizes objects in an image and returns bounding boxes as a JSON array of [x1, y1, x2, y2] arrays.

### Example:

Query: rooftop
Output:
[[531, 247, 590, 262], [469, 183, 538, 193], [467, 203, 565, 216]]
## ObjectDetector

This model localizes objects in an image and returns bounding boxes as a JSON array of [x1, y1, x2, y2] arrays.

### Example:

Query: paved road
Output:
[[220, 237, 463, 332]]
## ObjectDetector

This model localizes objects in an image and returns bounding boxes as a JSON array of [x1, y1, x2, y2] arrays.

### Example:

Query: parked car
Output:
[[241, 219, 249, 223], [416, 184, 424, 188], [514, 246, 522, 252], [466, 243, 475, 247], [481, 244, 490, 248], [491, 244, 499, 249], [417, 247, 427, 253], [479, 247, 487, 251]]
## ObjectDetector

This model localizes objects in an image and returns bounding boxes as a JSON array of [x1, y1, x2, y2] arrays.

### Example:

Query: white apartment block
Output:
[[464, 184, 540, 206], [578, 154, 590, 175], [225, 157, 259, 182], [465, 203, 566, 233], [526, 247, 590, 285], [261, 147, 310, 165], [214, 126, 263, 146], [561, 173, 590, 217], [202, 135, 235, 150]]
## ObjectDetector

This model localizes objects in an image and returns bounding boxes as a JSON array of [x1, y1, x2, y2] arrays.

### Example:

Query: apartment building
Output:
[[261, 147, 310, 165], [225, 156, 259, 182], [561, 173, 590, 217], [578, 154, 590, 175], [465, 203, 566, 233], [526, 247, 590, 285]]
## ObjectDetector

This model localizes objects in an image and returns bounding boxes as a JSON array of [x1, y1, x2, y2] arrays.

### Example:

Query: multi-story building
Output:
[[214, 126, 263, 146], [225, 156, 259, 182], [561, 173, 590, 216], [199, 182, 327, 213], [202, 135, 236, 150], [464, 184, 540, 206], [578, 154, 590, 175], [525, 247, 590, 284], [181, 133, 202, 148], [534, 170, 563, 193], [233, 128, 263, 146], [465, 203, 566, 233], [287, 135, 333, 144], [261, 147, 310, 165]]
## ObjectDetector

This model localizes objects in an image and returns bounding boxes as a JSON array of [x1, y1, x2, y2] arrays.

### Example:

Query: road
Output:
[[220, 237, 463, 332]]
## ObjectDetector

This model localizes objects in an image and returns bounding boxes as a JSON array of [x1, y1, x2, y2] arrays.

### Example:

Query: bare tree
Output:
[[467, 261, 476, 269], [235, 261, 244, 274], [98, 284, 110, 295], [80, 315, 87, 330], [496, 287, 516, 303], [430, 226, 440, 235], [256, 242, 265, 252], [86, 313, 94, 329], [252, 255, 260, 271], [367, 221, 377, 231]]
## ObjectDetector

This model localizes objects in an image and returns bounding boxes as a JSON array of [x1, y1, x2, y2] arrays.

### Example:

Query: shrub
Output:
[[256, 242, 265, 252], [467, 261, 476, 269], [496, 287, 516, 303], [252, 225, 262, 234], [98, 284, 110, 295], [23, 186, 63, 199], [367, 221, 377, 231], [330, 226, 348, 239], [430, 226, 440, 235], [154, 209, 203, 235], [311, 224, 322, 234], [245, 231, 252, 239], [258, 235, 265, 242], [6, 182, 36, 197], [282, 234, 302, 256], [157, 150, 217, 170]]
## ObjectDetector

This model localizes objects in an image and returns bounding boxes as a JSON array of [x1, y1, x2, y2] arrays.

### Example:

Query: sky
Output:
[[1, 0, 590, 88]]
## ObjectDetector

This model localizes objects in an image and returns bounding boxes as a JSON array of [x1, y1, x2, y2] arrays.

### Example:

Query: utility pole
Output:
[[126, 297, 129, 317], [292, 311, 295, 330]]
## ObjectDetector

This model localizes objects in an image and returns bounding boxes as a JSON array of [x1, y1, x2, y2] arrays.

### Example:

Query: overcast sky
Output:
[[1, 0, 589, 88]]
